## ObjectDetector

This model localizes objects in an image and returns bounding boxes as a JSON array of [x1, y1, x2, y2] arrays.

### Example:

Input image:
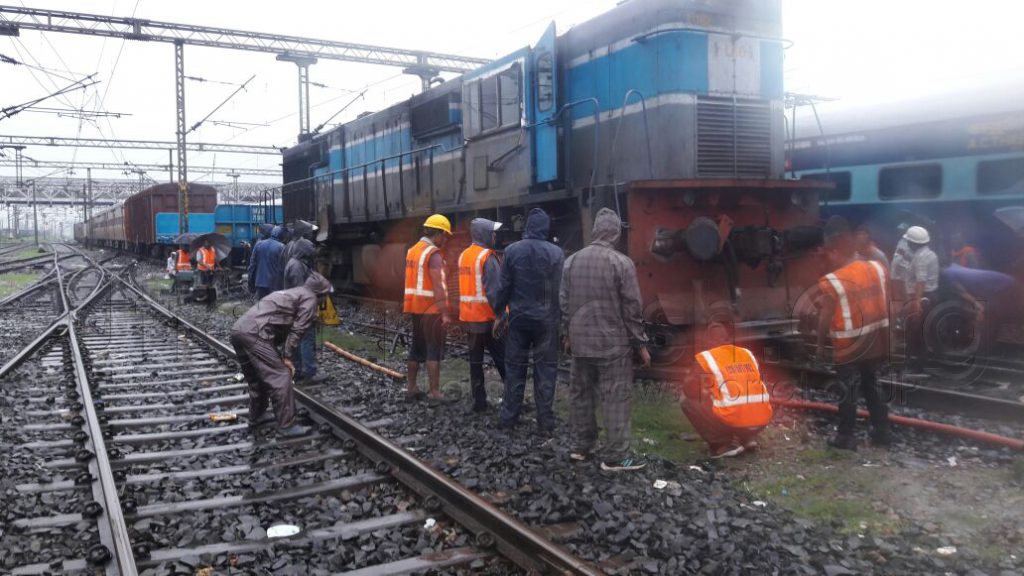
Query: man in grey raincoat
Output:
[[560, 208, 650, 471], [231, 272, 333, 437], [283, 237, 326, 385]]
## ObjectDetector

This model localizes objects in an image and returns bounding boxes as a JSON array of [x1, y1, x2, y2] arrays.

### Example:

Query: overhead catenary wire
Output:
[[187, 74, 257, 135], [1, 74, 100, 121]]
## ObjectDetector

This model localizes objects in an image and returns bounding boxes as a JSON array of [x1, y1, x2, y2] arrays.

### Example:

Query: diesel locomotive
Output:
[[281, 0, 828, 361]]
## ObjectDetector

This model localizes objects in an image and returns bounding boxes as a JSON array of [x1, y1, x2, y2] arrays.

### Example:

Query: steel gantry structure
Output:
[[0, 4, 489, 232], [0, 158, 281, 179], [0, 134, 282, 156]]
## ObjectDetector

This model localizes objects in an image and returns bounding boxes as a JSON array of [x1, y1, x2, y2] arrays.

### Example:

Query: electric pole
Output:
[[32, 182, 38, 246]]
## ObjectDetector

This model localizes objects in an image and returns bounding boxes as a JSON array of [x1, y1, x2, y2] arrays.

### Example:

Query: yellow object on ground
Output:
[[319, 296, 340, 326]]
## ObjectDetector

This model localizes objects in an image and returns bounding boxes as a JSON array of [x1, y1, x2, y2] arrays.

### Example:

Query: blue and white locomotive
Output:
[[282, 0, 827, 354]]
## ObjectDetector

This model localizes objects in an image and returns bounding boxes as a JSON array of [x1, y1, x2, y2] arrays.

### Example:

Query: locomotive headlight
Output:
[[790, 191, 804, 207], [683, 191, 697, 207]]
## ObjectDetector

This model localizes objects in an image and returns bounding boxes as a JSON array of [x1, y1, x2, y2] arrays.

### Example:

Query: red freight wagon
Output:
[[122, 183, 217, 256]]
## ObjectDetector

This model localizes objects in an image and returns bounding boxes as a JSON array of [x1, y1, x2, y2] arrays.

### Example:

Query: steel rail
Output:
[[65, 281, 138, 574], [0, 253, 137, 573], [0, 266, 57, 307], [775, 360, 1024, 422], [0, 251, 86, 274], [116, 269, 601, 575]]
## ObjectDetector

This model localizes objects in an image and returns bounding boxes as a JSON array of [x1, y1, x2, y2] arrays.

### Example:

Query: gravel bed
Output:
[[131, 261, 1024, 574], [0, 285, 62, 366], [0, 340, 104, 571]]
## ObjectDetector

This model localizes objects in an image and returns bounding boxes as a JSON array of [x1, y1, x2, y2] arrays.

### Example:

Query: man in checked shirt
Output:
[[560, 208, 651, 472]]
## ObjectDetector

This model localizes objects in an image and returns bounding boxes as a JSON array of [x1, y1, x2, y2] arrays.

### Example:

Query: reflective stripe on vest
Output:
[[403, 240, 440, 313], [176, 249, 192, 271], [695, 345, 772, 427], [824, 260, 889, 340], [458, 245, 496, 322], [197, 247, 216, 271]]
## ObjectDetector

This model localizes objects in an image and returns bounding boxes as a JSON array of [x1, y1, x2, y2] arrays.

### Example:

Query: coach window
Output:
[[977, 157, 1024, 195], [536, 52, 553, 112], [499, 64, 522, 127], [802, 171, 851, 202], [480, 76, 499, 132], [879, 164, 942, 200]]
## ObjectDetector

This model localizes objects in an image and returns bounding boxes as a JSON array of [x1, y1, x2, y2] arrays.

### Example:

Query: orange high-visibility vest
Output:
[[403, 239, 442, 314], [953, 245, 977, 267], [176, 249, 192, 271], [457, 244, 496, 322], [818, 260, 889, 364], [694, 345, 773, 428], [197, 246, 216, 272]]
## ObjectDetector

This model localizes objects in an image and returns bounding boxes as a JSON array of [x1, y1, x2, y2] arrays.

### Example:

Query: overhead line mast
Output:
[[0, 4, 489, 230]]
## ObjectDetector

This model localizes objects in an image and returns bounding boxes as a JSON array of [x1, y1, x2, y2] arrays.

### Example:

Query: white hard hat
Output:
[[903, 225, 930, 244]]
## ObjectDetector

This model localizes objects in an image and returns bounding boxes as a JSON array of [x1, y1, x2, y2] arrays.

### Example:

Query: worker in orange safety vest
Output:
[[457, 218, 507, 412], [196, 239, 217, 272], [403, 214, 453, 402], [176, 246, 192, 271], [816, 216, 891, 451], [681, 322, 773, 459]]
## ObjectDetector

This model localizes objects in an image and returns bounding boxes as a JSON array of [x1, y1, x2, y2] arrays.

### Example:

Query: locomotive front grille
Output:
[[696, 97, 772, 178]]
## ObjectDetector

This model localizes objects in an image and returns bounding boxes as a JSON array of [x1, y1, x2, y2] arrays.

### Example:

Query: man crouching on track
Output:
[[816, 216, 892, 451], [231, 271, 333, 437], [681, 322, 772, 459]]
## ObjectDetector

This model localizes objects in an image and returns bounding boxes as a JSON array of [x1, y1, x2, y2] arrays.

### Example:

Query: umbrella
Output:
[[995, 207, 1024, 237], [173, 232, 200, 246], [190, 232, 232, 263]]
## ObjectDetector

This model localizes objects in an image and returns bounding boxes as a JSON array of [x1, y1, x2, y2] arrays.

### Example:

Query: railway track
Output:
[[0, 261, 598, 574], [0, 242, 29, 258], [331, 293, 1024, 424]]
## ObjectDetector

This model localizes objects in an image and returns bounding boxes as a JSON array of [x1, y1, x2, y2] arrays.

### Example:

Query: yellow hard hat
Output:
[[423, 214, 452, 235]]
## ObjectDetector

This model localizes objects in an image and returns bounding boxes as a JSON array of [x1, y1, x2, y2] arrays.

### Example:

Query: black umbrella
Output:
[[173, 233, 200, 246], [190, 232, 232, 262]]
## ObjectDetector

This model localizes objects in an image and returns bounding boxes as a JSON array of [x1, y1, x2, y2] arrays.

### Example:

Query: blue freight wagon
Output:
[[155, 212, 216, 244], [214, 204, 284, 247]]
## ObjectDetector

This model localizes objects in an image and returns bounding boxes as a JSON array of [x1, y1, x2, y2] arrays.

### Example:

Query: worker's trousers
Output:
[[468, 327, 506, 409], [569, 354, 633, 458], [294, 329, 317, 379], [835, 359, 889, 439], [499, 319, 558, 431], [230, 330, 296, 428]]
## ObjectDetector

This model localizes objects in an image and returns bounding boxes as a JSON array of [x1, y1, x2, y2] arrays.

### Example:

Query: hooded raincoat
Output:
[[494, 208, 564, 327], [560, 208, 647, 358], [247, 226, 286, 294], [230, 272, 333, 428], [233, 272, 333, 358], [283, 238, 317, 290]]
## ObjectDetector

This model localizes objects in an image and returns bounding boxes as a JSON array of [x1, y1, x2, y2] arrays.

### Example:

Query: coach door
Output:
[[530, 22, 559, 185]]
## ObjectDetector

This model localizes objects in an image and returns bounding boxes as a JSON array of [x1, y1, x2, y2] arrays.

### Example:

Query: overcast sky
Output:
[[1, 0, 1022, 190]]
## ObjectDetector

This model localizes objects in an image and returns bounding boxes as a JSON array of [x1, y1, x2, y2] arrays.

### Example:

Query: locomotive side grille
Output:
[[696, 97, 772, 178]]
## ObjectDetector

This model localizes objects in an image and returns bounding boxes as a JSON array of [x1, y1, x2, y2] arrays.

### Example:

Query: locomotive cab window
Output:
[[463, 62, 523, 139], [536, 52, 553, 112], [977, 157, 1024, 195], [802, 171, 851, 202], [879, 164, 942, 200], [499, 65, 522, 127]]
